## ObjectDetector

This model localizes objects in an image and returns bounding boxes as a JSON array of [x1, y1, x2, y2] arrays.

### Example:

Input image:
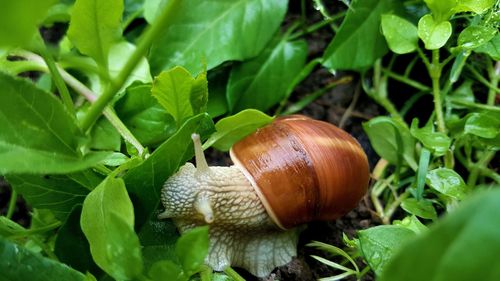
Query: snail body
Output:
[[159, 115, 369, 277]]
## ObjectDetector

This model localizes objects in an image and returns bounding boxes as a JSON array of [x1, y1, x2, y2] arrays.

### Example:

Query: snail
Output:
[[158, 115, 370, 277]]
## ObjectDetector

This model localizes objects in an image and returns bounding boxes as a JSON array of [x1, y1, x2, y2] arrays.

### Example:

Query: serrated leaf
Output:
[[115, 83, 176, 147], [227, 38, 308, 112], [322, 0, 397, 71], [0, 73, 112, 174], [152, 66, 208, 127], [417, 14, 452, 50], [0, 236, 86, 281], [67, 0, 123, 68], [381, 14, 418, 54], [149, 0, 287, 74], [81, 176, 143, 280]]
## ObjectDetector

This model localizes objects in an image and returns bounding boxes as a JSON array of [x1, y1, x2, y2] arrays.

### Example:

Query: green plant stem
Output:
[[289, 11, 346, 40], [223, 267, 246, 281], [19, 51, 146, 156], [487, 61, 499, 105], [9, 221, 62, 238], [430, 50, 446, 133], [466, 64, 500, 93], [448, 98, 500, 112], [35, 33, 74, 115], [467, 151, 496, 187], [6, 190, 17, 219], [381, 68, 431, 92], [80, 0, 181, 132]]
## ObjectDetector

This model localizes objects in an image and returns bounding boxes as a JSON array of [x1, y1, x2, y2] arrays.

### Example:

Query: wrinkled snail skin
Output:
[[159, 115, 370, 277]]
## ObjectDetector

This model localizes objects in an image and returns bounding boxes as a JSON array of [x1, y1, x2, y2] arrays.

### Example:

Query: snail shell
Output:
[[230, 115, 370, 229]]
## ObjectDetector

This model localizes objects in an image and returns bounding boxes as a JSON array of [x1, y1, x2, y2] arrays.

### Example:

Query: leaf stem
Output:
[[80, 0, 182, 131], [35, 33, 75, 115], [223, 267, 246, 281], [6, 190, 17, 219], [18, 51, 146, 156], [487, 61, 499, 105], [381, 68, 431, 92]]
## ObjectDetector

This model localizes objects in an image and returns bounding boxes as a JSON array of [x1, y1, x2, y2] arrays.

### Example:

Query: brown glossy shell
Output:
[[229, 115, 370, 229]]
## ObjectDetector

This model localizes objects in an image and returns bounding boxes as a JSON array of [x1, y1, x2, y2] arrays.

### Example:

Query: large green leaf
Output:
[[67, 0, 124, 68], [322, 0, 396, 71], [358, 225, 416, 276], [474, 34, 500, 60], [151, 66, 208, 127], [115, 83, 175, 147], [0, 73, 111, 174], [0, 0, 56, 48], [81, 176, 143, 280], [149, 0, 288, 74], [226, 38, 308, 112], [54, 205, 101, 275], [124, 113, 214, 228], [6, 170, 102, 221], [379, 188, 500, 281], [381, 14, 418, 54], [363, 117, 417, 170], [0, 236, 87, 281], [203, 109, 273, 151]]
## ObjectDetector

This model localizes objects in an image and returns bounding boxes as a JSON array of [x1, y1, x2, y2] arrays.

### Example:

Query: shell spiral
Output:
[[229, 115, 370, 229]]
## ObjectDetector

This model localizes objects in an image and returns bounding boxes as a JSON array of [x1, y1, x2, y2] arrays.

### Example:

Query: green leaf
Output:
[[0, 236, 86, 281], [138, 219, 179, 272], [423, 0, 456, 21], [417, 14, 452, 50], [401, 198, 437, 220], [206, 70, 229, 118], [226, 38, 308, 112], [458, 25, 497, 50], [0, 0, 56, 48], [426, 168, 467, 200], [454, 0, 495, 14], [190, 71, 209, 115], [393, 215, 428, 234], [322, 0, 397, 71], [464, 112, 500, 139], [474, 33, 500, 60], [381, 14, 419, 54], [363, 117, 417, 170], [124, 113, 214, 229], [358, 225, 416, 276], [115, 83, 176, 147], [6, 170, 102, 221], [203, 109, 274, 151], [176, 226, 209, 276], [0, 73, 112, 174], [55, 205, 101, 275], [148, 260, 185, 281], [410, 118, 451, 156], [152, 66, 208, 127], [89, 117, 121, 151], [149, 0, 288, 74], [67, 0, 124, 68], [81, 176, 143, 280], [379, 188, 500, 281]]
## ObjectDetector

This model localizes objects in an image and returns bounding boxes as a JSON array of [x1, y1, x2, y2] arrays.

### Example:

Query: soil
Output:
[[0, 2, 385, 281]]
